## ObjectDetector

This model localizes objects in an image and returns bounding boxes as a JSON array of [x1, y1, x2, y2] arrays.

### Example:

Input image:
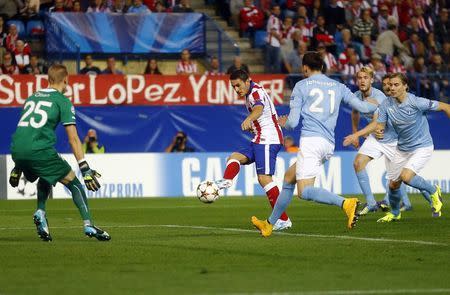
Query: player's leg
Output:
[[268, 163, 296, 226], [377, 179, 403, 222], [215, 151, 250, 190], [59, 171, 110, 241], [33, 178, 53, 241], [354, 153, 377, 214], [399, 146, 442, 217], [399, 183, 412, 211], [293, 137, 359, 229]]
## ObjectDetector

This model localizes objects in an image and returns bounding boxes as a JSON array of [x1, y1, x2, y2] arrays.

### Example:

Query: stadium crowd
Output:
[[0, 0, 449, 99]]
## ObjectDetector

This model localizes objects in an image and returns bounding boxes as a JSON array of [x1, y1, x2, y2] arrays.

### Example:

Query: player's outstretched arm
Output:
[[437, 101, 450, 118], [351, 109, 360, 148], [65, 125, 101, 191], [241, 105, 263, 131], [343, 115, 384, 146]]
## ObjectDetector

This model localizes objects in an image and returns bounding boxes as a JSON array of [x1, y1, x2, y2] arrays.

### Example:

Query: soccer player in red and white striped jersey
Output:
[[215, 69, 291, 231]]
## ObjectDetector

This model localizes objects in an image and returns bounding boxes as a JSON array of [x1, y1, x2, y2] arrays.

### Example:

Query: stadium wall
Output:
[[3, 151, 450, 200]]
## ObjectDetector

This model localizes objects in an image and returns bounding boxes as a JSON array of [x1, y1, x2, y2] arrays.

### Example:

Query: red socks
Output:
[[223, 159, 240, 180], [264, 182, 289, 221]]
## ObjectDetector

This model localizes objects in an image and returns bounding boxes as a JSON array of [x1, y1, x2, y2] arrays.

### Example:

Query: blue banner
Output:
[[2, 106, 450, 154], [46, 13, 205, 54]]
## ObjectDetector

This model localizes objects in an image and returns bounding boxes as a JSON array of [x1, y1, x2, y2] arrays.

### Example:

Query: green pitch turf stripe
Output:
[[0, 224, 447, 246], [228, 288, 450, 295]]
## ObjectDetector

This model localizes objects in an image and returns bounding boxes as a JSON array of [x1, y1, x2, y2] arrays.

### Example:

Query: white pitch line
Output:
[[227, 289, 450, 295], [0, 224, 447, 246]]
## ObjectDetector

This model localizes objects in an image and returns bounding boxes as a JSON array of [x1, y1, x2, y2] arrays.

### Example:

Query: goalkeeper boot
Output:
[[430, 185, 443, 217], [273, 218, 292, 231], [251, 216, 273, 237], [377, 212, 401, 223], [84, 225, 111, 241], [33, 209, 52, 242], [215, 179, 232, 190], [342, 198, 360, 229], [358, 203, 378, 216]]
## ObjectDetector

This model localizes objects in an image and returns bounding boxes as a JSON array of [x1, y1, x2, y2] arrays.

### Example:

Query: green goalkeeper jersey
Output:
[[11, 88, 76, 158]]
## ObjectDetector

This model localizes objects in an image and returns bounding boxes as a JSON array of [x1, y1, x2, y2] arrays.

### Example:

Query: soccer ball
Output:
[[196, 181, 220, 203]]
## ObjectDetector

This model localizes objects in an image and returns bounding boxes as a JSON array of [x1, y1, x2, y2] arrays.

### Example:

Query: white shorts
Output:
[[386, 145, 434, 181], [358, 134, 397, 161], [296, 136, 334, 180]]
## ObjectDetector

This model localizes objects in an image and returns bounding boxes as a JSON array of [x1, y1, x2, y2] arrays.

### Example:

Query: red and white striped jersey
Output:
[[245, 81, 283, 145], [176, 60, 198, 74]]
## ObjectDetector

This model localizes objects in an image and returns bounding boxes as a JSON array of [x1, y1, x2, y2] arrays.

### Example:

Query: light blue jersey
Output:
[[377, 93, 439, 152], [286, 73, 378, 144], [354, 87, 397, 143]]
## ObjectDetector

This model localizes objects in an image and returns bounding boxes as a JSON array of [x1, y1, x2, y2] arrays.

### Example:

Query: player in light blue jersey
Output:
[[251, 52, 378, 237], [345, 73, 450, 222], [350, 69, 411, 215]]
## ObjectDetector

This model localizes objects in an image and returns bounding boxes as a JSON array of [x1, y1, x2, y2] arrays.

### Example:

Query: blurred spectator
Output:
[[80, 54, 102, 75], [229, 0, 244, 28], [352, 9, 377, 42], [215, 0, 232, 26], [23, 55, 47, 74], [172, 0, 193, 12], [410, 56, 430, 97], [345, 0, 361, 27], [0, 1, 21, 18], [49, 0, 66, 12], [154, 0, 166, 12], [403, 32, 426, 59], [111, 0, 126, 12], [318, 43, 338, 74], [144, 58, 162, 74], [359, 34, 374, 64], [280, 16, 295, 70], [413, 6, 431, 35], [5, 24, 19, 52], [295, 5, 310, 25], [265, 4, 282, 73], [308, 0, 323, 21], [375, 16, 407, 59], [336, 28, 353, 57], [226, 56, 250, 74], [442, 42, 450, 65], [176, 49, 198, 75], [324, 0, 345, 34], [294, 16, 311, 44], [338, 45, 357, 67], [0, 16, 6, 44], [20, 0, 40, 17], [165, 132, 194, 153], [102, 56, 123, 74], [426, 33, 441, 58], [377, 4, 390, 32], [368, 53, 386, 86], [285, 41, 307, 74], [434, 8, 449, 44], [83, 129, 105, 154], [87, 0, 111, 12], [72, 0, 82, 11], [311, 15, 334, 49], [341, 53, 363, 90], [239, 0, 264, 41], [1, 52, 20, 75], [428, 54, 449, 100], [388, 55, 406, 74], [283, 136, 298, 153], [405, 16, 426, 42], [205, 56, 222, 75], [13, 40, 31, 71], [142, 0, 156, 11]]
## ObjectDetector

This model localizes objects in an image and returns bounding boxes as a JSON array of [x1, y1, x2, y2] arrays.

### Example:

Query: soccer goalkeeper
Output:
[[9, 64, 110, 242]]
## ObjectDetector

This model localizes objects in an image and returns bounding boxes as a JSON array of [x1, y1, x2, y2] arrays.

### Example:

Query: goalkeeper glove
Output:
[[79, 160, 101, 191], [9, 167, 22, 187]]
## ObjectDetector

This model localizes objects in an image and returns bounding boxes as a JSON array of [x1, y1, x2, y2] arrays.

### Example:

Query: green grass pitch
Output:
[[0, 195, 449, 295]]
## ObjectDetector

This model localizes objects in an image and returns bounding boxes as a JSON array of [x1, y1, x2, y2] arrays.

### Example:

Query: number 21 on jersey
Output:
[[18, 101, 53, 129], [309, 88, 336, 114]]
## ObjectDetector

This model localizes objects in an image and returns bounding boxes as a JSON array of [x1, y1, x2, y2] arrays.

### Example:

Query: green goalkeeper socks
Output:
[[66, 178, 92, 222], [37, 180, 51, 211]]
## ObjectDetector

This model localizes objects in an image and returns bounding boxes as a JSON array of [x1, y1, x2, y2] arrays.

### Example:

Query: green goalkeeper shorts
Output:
[[12, 150, 73, 186]]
